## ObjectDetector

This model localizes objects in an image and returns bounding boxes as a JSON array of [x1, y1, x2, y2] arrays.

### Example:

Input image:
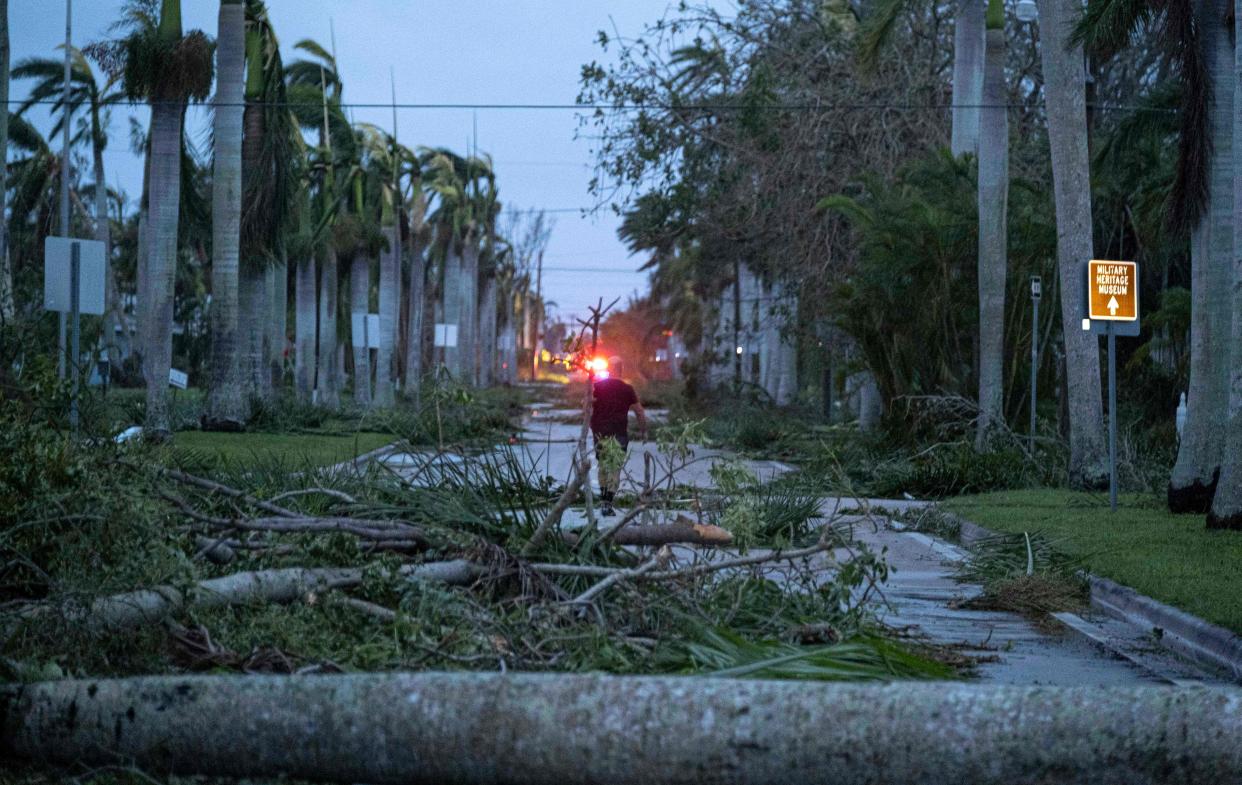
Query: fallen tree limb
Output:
[[570, 546, 672, 605], [160, 468, 300, 518], [6, 561, 480, 634], [530, 538, 833, 581], [574, 518, 733, 547], [521, 454, 588, 557], [3, 672, 1241, 784], [568, 521, 730, 546]]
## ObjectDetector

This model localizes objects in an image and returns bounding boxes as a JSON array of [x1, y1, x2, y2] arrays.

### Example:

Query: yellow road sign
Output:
[[1088, 260, 1138, 321]]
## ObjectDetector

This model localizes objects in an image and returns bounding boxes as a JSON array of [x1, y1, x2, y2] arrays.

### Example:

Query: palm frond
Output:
[[855, 0, 908, 72]]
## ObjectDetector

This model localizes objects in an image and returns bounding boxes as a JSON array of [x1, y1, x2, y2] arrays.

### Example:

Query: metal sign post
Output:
[[44, 237, 107, 435], [69, 242, 80, 433], [1029, 276, 1041, 453], [1082, 260, 1140, 512]]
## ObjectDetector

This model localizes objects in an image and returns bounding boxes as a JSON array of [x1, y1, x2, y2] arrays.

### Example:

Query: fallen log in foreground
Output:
[[3, 672, 1240, 785]]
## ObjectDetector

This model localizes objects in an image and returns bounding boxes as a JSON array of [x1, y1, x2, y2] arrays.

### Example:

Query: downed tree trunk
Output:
[[7, 561, 480, 635], [565, 517, 733, 547], [3, 673, 1240, 784]]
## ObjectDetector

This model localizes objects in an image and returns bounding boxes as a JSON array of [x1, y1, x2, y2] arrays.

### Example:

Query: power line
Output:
[[7, 98, 1177, 114], [539, 267, 643, 273]]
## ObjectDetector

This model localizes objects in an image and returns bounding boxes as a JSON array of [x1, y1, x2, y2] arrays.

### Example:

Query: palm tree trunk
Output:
[[1171, 0, 1233, 512], [238, 264, 267, 402], [140, 99, 184, 436], [203, 0, 246, 429], [317, 246, 340, 407], [374, 226, 398, 406], [950, 0, 985, 157], [479, 272, 497, 387], [775, 282, 798, 406], [1036, 0, 1108, 488], [974, 0, 1008, 450], [461, 241, 479, 386], [0, 0, 11, 320], [294, 255, 316, 400], [1207, 0, 1242, 528], [404, 237, 425, 396], [350, 254, 371, 405], [442, 247, 462, 379], [94, 137, 124, 368], [268, 255, 287, 388]]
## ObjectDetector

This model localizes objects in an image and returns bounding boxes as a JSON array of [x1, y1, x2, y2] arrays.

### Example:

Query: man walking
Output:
[[590, 356, 647, 516]]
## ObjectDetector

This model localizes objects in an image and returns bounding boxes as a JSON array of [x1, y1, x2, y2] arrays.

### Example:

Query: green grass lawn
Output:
[[944, 489, 1242, 634], [170, 430, 394, 469]]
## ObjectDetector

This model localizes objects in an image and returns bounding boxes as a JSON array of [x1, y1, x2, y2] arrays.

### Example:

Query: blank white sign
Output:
[[44, 236, 107, 314], [350, 313, 381, 349], [434, 323, 459, 348]]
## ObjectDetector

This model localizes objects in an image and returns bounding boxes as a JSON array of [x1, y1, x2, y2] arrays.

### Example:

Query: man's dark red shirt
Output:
[[591, 378, 638, 440]]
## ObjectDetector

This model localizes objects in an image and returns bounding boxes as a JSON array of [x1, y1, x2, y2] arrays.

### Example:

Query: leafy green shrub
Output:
[[0, 395, 189, 616], [867, 443, 1047, 499], [246, 392, 334, 432]]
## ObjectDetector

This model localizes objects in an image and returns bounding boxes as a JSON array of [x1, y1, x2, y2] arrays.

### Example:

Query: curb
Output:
[[1086, 573, 1242, 683], [945, 511, 1242, 683]]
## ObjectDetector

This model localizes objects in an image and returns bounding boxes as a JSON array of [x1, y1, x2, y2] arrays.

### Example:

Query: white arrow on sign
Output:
[[1107, 296, 1119, 316]]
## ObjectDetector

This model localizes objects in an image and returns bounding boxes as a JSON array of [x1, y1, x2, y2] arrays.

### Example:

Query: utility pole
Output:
[[57, 0, 72, 378]]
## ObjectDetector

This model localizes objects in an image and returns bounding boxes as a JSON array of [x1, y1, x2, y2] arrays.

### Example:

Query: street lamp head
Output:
[[1015, 0, 1038, 23]]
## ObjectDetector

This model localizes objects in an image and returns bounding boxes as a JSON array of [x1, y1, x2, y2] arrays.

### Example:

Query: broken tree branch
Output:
[[570, 546, 672, 605], [531, 536, 833, 581], [565, 518, 733, 547], [4, 673, 1240, 784], [6, 561, 480, 635], [521, 454, 589, 557]]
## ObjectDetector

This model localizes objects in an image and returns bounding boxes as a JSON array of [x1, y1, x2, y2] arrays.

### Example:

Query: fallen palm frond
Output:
[[955, 531, 1088, 616], [660, 624, 955, 681]]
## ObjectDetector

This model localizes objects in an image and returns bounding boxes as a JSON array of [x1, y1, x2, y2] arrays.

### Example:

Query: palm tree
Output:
[[238, 0, 297, 402], [287, 38, 350, 407], [974, 0, 1007, 449], [117, 0, 213, 436], [1076, 0, 1221, 510], [950, 0, 984, 156], [1035, 0, 1108, 487], [425, 149, 492, 385], [404, 183, 430, 396], [202, 0, 246, 429], [292, 217, 316, 400], [1170, 0, 1232, 512], [358, 123, 411, 405], [1, 0, 13, 320], [1207, 0, 1242, 528]]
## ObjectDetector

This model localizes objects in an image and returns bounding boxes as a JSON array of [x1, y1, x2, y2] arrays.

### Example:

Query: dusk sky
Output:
[[10, 0, 679, 323]]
